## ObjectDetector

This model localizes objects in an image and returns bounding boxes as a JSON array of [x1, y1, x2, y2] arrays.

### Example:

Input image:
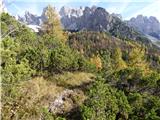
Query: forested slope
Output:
[[1, 5, 160, 120]]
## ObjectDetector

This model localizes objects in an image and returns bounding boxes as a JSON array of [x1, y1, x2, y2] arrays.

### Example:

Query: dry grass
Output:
[[19, 77, 64, 107], [50, 72, 95, 87], [2, 77, 64, 120], [2, 72, 95, 120]]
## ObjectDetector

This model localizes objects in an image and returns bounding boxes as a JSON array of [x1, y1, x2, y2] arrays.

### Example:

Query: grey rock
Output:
[[48, 89, 74, 114], [127, 15, 160, 39]]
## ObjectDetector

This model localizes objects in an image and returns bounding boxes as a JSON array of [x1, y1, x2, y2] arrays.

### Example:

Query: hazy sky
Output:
[[4, 0, 160, 21]]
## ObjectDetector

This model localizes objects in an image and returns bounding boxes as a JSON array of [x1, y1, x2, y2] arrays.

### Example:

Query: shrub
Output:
[[1, 37, 34, 84], [81, 77, 119, 120]]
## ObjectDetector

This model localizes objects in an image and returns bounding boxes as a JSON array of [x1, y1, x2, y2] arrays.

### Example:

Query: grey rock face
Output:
[[18, 6, 51, 26], [59, 6, 139, 41], [127, 15, 160, 39], [59, 6, 84, 30], [18, 11, 41, 25], [111, 13, 122, 20], [24, 11, 41, 25], [60, 6, 113, 31], [60, 6, 84, 18]]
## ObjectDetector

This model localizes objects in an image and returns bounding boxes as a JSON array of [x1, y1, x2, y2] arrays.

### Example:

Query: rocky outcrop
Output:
[[48, 90, 73, 114], [48, 89, 85, 114]]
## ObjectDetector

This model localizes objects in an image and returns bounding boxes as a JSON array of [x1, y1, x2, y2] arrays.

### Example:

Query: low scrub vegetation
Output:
[[1, 6, 160, 120]]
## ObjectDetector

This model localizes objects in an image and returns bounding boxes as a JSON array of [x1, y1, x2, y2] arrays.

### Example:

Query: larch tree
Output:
[[42, 5, 67, 42], [90, 54, 102, 70], [128, 47, 150, 74], [113, 48, 127, 71]]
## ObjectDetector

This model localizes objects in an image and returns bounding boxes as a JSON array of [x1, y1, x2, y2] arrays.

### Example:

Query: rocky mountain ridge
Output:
[[126, 15, 160, 40], [18, 6, 159, 44], [18, 6, 144, 41]]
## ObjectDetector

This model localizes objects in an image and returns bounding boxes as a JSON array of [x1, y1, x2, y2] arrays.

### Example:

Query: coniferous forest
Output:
[[1, 5, 160, 120]]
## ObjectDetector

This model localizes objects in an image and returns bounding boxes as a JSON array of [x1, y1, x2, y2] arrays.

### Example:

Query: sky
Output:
[[4, 0, 160, 21]]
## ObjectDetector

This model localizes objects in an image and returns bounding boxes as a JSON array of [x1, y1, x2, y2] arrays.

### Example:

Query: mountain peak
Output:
[[127, 15, 160, 39], [60, 6, 84, 18]]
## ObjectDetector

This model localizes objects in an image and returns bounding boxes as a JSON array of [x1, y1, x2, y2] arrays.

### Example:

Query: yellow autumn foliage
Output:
[[113, 48, 127, 71], [42, 5, 67, 42], [128, 47, 150, 74], [90, 55, 102, 70]]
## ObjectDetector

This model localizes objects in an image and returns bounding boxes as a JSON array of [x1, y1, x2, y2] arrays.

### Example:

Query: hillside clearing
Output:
[[2, 72, 95, 120]]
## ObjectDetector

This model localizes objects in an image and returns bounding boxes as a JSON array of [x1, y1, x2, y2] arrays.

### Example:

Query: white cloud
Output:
[[125, 0, 160, 21], [107, 7, 118, 14], [118, 0, 131, 13], [89, 0, 101, 6], [106, 0, 131, 14], [11, 0, 155, 3]]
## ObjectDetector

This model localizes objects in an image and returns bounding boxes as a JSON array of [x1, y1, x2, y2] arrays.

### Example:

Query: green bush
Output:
[[81, 76, 132, 120], [128, 93, 160, 120], [1, 37, 34, 84], [49, 44, 75, 72], [81, 77, 118, 120]]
